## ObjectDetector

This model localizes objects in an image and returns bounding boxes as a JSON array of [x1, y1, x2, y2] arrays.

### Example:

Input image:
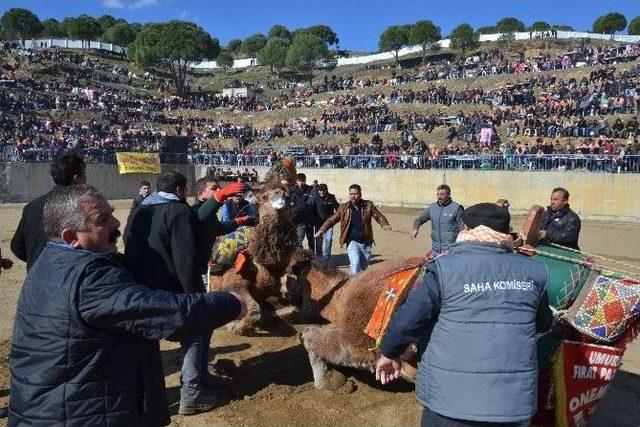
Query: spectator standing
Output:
[[9, 186, 245, 426], [220, 191, 257, 223], [313, 183, 340, 264], [315, 184, 391, 275], [124, 172, 219, 415], [191, 176, 251, 390], [540, 187, 582, 250], [411, 184, 464, 256], [290, 173, 317, 250], [376, 203, 552, 426], [130, 180, 151, 212], [11, 150, 86, 270]]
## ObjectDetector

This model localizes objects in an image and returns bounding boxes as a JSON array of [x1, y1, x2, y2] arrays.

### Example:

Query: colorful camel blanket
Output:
[[566, 274, 640, 343], [364, 264, 428, 346], [211, 226, 253, 269]]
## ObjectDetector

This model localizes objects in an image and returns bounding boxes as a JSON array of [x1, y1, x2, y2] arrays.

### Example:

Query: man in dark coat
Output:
[[124, 171, 245, 415], [130, 180, 151, 212], [11, 150, 86, 270], [539, 187, 581, 250], [9, 185, 245, 427], [312, 183, 339, 263], [290, 173, 317, 250]]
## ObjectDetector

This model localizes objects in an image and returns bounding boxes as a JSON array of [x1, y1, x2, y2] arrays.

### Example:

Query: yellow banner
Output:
[[116, 152, 160, 174]]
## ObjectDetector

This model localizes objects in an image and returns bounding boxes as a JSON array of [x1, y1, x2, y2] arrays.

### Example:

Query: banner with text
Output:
[[554, 340, 623, 426], [116, 152, 160, 174]]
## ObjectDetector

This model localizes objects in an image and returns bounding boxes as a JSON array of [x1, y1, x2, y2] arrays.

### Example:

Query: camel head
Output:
[[254, 182, 292, 222]]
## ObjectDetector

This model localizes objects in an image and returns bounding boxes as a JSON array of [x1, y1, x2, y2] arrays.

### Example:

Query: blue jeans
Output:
[[346, 240, 371, 275], [322, 227, 334, 264], [180, 330, 213, 401]]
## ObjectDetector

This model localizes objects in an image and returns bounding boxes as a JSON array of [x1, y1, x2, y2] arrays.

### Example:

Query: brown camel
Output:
[[208, 181, 298, 334]]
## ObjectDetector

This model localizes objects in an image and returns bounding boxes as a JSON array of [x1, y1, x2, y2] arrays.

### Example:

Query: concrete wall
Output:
[[0, 163, 194, 203], [195, 166, 640, 223], [2, 163, 638, 223]]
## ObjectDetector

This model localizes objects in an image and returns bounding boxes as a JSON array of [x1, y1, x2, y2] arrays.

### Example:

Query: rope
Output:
[[546, 241, 640, 272]]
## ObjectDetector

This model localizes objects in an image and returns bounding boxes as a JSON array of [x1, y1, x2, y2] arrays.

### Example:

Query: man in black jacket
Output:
[[539, 187, 581, 250], [130, 180, 151, 212], [290, 173, 317, 250], [11, 150, 86, 270], [125, 171, 242, 415], [313, 183, 339, 263], [10, 185, 245, 426]]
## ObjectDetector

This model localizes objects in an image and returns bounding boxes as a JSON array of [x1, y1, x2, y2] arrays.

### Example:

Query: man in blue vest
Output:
[[411, 184, 464, 256], [9, 185, 247, 426], [377, 202, 552, 426]]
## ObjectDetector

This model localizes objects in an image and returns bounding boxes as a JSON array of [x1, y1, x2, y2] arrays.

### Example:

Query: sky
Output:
[[2, 0, 639, 52]]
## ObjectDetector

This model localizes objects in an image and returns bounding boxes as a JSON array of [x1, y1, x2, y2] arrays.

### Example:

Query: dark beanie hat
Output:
[[460, 202, 510, 233]]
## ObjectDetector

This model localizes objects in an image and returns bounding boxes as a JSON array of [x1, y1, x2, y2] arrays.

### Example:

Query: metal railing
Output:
[[2, 149, 638, 173]]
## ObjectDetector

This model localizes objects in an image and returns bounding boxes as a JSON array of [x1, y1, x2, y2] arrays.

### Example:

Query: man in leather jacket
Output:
[[539, 187, 581, 250]]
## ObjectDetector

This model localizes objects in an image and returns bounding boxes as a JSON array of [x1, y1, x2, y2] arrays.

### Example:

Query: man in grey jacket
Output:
[[377, 203, 552, 426], [411, 184, 464, 256]]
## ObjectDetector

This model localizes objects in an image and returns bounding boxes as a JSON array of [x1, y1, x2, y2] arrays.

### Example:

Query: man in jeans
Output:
[[312, 183, 339, 265], [315, 184, 391, 274]]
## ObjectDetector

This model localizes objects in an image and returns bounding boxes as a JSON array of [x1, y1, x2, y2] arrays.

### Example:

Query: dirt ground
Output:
[[1, 201, 639, 426]]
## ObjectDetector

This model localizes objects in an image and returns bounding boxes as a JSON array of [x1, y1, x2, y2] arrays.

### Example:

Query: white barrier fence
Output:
[[13, 30, 640, 70], [10, 38, 126, 55]]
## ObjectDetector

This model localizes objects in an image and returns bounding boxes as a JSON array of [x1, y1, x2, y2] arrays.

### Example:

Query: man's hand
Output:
[[314, 230, 323, 238], [228, 291, 248, 319], [383, 225, 392, 231], [375, 355, 402, 385], [214, 182, 247, 203], [235, 216, 258, 227], [539, 230, 547, 239], [1, 258, 13, 270], [410, 229, 418, 239]]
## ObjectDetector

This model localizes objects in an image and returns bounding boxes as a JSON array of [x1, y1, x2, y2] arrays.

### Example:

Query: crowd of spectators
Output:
[[1, 40, 640, 173]]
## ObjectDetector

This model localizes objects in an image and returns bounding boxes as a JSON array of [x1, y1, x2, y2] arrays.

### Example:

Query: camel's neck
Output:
[[302, 266, 349, 322], [249, 214, 297, 274]]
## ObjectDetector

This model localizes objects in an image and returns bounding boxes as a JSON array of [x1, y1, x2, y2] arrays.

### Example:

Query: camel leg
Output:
[[301, 324, 375, 390]]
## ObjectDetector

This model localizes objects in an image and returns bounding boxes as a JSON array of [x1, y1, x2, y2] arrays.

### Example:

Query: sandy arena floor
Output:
[[0, 201, 639, 426]]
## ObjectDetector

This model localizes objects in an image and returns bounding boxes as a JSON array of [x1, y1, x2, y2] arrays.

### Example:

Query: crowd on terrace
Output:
[[1, 40, 639, 172]]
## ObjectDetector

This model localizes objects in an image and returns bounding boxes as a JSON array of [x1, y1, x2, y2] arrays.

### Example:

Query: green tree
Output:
[[551, 24, 574, 31], [497, 31, 516, 50], [258, 37, 288, 75], [268, 24, 291, 43], [529, 21, 551, 31], [129, 20, 220, 95], [449, 23, 479, 54], [285, 32, 330, 84], [306, 24, 339, 46], [476, 26, 495, 34], [495, 17, 526, 33], [379, 25, 409, 67], [409, 20, 441, 65], [60, 17, 76, 37], [593, 12, 627, 35], [0, 8, 42, 43], [97, 15, 118, 33], [227, 39, 242, 53], [629, 16, 640, 35], [66, 15, 103, 46], [40, 18, 65, 38], [102, 22, 137, 47], [216, 50, 234, 73], [241, 33, 267, 56]]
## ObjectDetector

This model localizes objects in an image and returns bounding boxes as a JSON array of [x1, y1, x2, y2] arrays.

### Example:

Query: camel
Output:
[[208, 178, 298, 334], [290, 205, 544, 389]]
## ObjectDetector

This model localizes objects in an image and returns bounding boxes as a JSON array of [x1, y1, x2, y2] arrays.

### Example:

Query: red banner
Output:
[[554, 340, 623, 426]]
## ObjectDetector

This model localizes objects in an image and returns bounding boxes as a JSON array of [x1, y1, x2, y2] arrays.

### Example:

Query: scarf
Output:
[[456, 225, 514, 250]]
